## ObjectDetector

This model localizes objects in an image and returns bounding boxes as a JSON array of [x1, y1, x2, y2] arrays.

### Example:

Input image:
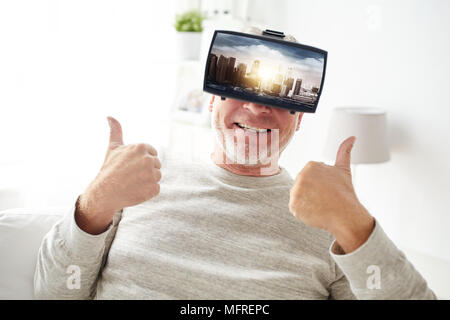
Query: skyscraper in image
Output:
[[208, 54, 218, 81], [293, 79, 302, 95], [216, 55, 228, 83], [250, 60, 260, 76], [225, 57, 236, 84], [236, 63, 247, 86]]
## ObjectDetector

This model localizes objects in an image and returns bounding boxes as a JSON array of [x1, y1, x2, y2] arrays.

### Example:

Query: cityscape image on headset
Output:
[[204, 31, 327, 113]]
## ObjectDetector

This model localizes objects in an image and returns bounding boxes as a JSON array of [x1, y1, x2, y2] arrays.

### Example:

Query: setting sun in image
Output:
[[258, 64, 277, 81]]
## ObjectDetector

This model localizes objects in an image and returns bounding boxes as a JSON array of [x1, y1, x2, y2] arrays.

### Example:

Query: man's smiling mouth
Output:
[[234, 123, 272, 133]]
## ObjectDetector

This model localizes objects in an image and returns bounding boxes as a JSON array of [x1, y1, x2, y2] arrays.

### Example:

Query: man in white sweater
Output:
[[34, 90, 436, 299]]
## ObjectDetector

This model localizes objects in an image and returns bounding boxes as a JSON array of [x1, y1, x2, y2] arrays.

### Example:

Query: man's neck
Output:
[[210, 144, 280, 177]]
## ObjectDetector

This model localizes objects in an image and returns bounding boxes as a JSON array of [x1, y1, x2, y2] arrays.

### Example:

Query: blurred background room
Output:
[[0, 0, 449, 298]]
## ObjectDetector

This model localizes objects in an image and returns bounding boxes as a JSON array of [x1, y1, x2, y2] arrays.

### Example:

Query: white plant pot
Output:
[[176, 31, 202, 61]]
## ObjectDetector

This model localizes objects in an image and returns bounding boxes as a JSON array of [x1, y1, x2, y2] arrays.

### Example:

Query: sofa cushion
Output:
[[0, 207, 65, 299]]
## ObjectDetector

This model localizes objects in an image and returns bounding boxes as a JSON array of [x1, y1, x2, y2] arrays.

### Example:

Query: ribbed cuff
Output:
[[329, 219, 404, 290], [57, 197, 117, 259]]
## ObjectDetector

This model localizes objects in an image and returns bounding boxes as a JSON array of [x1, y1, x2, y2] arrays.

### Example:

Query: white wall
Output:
[[0, 1, 180, 208], [247, 0, 450, 263]]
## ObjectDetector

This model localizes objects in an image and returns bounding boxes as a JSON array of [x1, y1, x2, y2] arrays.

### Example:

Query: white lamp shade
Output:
[[323, 107, 390, 164]]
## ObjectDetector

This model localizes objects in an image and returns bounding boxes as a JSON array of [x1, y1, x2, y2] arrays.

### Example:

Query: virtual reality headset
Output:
[[203, 30, 328, 114]]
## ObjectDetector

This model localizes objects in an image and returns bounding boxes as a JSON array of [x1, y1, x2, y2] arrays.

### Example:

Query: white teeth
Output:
[[236, 123, 269, 133]]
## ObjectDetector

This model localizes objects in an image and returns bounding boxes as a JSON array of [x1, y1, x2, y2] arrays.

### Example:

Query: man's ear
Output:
[[296, 112, 304, 131], [209, 95, 215, 112]]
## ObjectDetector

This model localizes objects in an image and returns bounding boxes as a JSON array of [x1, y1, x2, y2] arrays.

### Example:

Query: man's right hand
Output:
[[75, 116, 162, 235]]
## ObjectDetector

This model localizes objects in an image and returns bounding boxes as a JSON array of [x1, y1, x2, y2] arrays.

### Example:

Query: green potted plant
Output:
[[174, 10, 204, 60]]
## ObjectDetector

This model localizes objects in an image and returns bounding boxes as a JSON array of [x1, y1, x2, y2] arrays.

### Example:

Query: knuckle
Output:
[[154, 169, 162, 182], [144, 181, 159, 196], [145, 169, 157, 182], [300, 161, 323, 180], [154, 157, 162, 169], [143, 155, 161, 170], [306, 161, 320, 169], [143, 155, 155, 167], [305, 161, 315, 168], [149, 144, 158, 156], [148, 183, 160, 196], [133, 143, 158, 156], [136, 143, 147, 153], [294, 172, 308, 186], [128, 143, 139, 153]]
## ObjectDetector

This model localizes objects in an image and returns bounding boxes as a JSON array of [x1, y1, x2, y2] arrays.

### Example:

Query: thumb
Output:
[[107, 116, 123, 147], [334, 136, 356, 170]]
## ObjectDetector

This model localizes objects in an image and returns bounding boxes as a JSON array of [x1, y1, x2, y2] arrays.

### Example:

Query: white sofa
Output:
[[1, 206, 449, 299], [0, 207, 64, 299]]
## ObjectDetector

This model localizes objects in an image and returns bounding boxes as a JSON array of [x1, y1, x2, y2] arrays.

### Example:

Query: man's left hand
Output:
[[289, 136, 375, 254]]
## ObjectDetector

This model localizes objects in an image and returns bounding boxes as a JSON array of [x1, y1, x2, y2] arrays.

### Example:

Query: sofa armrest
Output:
[[0, 207, 66, 299]]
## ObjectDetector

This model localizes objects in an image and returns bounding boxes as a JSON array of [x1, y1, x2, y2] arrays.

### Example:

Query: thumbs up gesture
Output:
[[289, 137, 375, 253], [76, 117, 162, 234]]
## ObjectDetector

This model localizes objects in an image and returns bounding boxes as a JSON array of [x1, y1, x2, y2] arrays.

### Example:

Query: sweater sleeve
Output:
[[34, 196, 122, 299], [328, 263, 357, 300], [329, 219, 437, 299]]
